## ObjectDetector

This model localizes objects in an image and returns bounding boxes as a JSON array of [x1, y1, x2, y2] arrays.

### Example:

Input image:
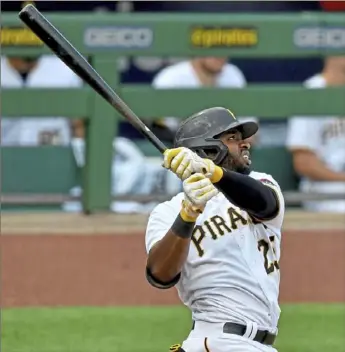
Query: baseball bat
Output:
[[18, 4, 167, 154]]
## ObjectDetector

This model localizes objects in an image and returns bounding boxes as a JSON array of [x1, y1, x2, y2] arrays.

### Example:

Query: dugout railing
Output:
[[1, 12, 345, 212]]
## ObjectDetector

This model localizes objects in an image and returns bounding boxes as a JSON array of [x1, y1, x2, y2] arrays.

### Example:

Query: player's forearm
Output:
[[146, 214, 193, 285], [293, 152, 345, 182], [213, 168, 278, 219]]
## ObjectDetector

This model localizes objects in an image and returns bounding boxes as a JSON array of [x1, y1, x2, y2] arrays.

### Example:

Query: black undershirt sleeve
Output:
[[214, 169, 279, 220]]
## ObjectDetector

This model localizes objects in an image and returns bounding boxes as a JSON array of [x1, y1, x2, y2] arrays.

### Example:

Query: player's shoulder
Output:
[[152, 61, 193, 87], [220, 63, 247, 87], [1, 57, 8, 69], [0, 57, 15, 86], [249, 171, 280, 189], [38, 55, 71, 72], [250, 171, 285, 227], [222, 63, 246, 78], [304, 73, 325, 89], [37, 56, 82, 85]]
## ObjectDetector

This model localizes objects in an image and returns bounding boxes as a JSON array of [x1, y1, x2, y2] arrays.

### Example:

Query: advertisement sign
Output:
[[190, 26, 258, 48], [294, 27, 345, 49], [1, 26, 43, 47], [84, 26, 153, 49]]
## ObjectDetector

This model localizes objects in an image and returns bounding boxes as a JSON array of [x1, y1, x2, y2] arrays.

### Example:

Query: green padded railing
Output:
[[2, 147, 79, 193], [1, 12, 345, 212]]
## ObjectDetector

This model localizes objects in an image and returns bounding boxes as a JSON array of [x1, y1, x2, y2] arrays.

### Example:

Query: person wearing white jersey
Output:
[[145, 107, 284, 351], [152, 57, 259, 146], [286, 55, 345, 213], [152, 57, 246, 89], [1, 55, 82, 146]]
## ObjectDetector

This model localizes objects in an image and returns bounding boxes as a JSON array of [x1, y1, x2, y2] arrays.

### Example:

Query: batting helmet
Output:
[[174, 107, 258, 165]]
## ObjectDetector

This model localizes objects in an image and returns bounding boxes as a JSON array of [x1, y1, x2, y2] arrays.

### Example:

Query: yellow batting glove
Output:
[[163, 147, 223, 182], [180, 198, 203, 222], [180, 173, 219, 222]]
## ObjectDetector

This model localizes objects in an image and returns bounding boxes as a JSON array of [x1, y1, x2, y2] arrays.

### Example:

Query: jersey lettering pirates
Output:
[[145, 171, 284, 333]]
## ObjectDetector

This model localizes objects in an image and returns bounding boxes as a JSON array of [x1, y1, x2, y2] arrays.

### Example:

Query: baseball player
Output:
[[145, 107, 285, 351], [152, 57, 259, 146], [1, 55, 82, 146], [286, 55, 345, 213]]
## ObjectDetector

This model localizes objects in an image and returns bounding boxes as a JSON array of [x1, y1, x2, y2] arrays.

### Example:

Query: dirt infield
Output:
[[1, 212, 345, 307]]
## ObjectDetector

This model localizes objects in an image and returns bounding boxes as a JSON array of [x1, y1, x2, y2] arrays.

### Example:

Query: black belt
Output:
[[192, 321, 276, 346]]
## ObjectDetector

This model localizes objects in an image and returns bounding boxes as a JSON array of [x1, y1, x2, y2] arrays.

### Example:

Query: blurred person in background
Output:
[[152, 56, 259, 146], [64, 130, 181, 214], [152, 57, 246, 89], [1, 55, 82, 145], [286, 55, 345, 213]]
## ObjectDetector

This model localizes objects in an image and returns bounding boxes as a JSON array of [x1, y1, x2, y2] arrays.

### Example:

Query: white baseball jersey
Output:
[[152, 61, 258, 128], [146, 171, 285, 333], [286, 74, 345, 212], [152, 60, 247, 89], [1, 56, 82, 146]]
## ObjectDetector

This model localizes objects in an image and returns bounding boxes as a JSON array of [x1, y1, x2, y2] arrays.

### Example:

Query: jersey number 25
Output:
[[258, 236, 280, 275]]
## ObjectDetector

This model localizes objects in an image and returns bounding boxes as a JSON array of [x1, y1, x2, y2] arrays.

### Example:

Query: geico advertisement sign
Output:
[[294, 27, 345, 49], [84, 27, 153, 48]]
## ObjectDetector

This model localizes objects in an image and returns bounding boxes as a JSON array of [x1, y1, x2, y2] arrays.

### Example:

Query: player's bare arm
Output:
[[146, 230, 191, 289], [291, 148, 345, 181], [146, 174, 217, 288], [146, 202, 195, 288]]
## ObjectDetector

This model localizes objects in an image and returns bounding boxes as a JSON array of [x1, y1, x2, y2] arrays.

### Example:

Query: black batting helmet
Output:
[[174, 107, 258, 165]]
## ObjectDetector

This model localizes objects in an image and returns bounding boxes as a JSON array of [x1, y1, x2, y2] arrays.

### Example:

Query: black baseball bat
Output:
[[18, 4, 167, 154]]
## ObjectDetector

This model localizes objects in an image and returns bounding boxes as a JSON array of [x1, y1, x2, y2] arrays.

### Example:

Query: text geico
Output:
[[84, 27, 153, 48], [294, 27, 345, 49]]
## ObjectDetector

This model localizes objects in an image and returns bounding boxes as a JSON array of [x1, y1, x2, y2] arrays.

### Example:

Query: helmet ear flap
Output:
[[174, 136, 229, 165], [193, 148, 209, 159], [192, 144, 228, 166]]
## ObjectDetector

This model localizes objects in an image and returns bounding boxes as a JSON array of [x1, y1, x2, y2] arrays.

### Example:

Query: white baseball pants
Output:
[[180, 321, 278, 352]]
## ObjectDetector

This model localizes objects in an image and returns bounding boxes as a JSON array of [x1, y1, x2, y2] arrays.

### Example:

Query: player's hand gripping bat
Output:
[[18, 4, 167, 154]]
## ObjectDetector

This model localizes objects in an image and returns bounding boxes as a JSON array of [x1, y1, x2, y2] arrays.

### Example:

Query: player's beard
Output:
[[218, 152, 251, 175]]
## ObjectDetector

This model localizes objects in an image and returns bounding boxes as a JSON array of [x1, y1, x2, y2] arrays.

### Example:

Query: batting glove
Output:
[[163, 147, 223, 182], [180, 173, 219, 222]]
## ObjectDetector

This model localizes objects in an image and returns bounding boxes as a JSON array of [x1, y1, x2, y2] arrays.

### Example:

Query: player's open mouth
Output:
[[241, 151, 251, 165]]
